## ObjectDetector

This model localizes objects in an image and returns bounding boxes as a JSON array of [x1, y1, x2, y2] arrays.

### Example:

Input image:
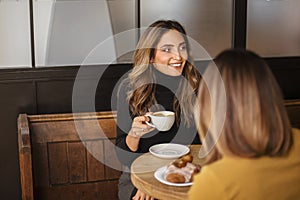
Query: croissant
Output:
[[164, 154, 201, 183]]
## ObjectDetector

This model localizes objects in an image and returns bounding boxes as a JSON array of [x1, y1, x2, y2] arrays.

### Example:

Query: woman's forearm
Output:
[[126, 130, 141, 151]]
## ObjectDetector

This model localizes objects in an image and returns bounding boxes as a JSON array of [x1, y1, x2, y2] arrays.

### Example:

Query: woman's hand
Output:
[[132, 189, 154, 200], [129, 114, 154, 138], [126, 114, 154, 151]]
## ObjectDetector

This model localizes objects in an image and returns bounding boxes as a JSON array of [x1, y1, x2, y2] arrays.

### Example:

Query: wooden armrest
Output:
[[18, 114, 34, 200]]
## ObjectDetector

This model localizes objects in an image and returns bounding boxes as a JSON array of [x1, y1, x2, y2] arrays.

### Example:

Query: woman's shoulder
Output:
[[292, 127, 300, 135]]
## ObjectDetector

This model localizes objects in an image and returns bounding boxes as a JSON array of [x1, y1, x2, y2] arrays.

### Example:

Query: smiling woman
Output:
[[115, 20, 202, 200]]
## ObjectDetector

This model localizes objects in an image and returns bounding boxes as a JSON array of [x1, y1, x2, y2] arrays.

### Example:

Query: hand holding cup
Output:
[[130, 115, 154, 138]]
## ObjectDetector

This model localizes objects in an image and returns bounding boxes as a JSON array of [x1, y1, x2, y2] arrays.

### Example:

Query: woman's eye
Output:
[[179, 45, 186, 51], [161, 48, 171, 52]]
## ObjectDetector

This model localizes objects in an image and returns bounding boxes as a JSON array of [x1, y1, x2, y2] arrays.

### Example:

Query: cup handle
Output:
[[145, 121, 156, 128], [145, 114, 156, 128]]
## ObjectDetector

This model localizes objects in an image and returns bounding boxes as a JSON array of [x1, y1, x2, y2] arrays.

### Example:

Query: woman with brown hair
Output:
[[115, 20, 201, 200], [189, 49, 300, 199]]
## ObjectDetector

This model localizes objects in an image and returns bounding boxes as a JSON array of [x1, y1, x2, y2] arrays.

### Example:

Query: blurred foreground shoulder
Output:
[[188, 167, 225, 200]]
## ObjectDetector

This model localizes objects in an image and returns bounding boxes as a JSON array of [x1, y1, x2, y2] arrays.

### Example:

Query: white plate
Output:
[[149, 143, 190, 159], [154, 166, 193, 186]]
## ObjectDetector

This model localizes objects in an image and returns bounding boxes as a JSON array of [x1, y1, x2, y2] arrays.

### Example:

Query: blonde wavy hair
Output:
[[126, 20, 201, 127], [195, 49, 292, 165]]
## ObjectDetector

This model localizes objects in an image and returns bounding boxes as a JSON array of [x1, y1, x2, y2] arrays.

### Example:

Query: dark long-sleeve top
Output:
[[115, 67, 200, 167]]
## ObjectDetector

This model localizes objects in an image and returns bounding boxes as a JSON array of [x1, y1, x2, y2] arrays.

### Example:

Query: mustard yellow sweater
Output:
[[189, 128, 300, 200]]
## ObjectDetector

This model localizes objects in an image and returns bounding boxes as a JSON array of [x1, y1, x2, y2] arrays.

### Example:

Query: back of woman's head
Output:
[[197, 49, 292, 160]]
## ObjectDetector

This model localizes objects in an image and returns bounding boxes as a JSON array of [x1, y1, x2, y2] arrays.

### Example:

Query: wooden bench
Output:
[[18, 111, 121, 200], [285, 99, 300, 129]]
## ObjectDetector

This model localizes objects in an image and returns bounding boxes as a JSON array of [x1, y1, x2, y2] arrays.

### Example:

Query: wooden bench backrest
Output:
[[18, 111, 121, 200]]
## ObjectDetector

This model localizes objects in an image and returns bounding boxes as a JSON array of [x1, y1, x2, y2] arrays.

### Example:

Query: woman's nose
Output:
[[172, 50, 182, 60]]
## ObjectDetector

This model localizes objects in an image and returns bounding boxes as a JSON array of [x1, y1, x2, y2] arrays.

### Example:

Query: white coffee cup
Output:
[[145, 111, 175, 131]]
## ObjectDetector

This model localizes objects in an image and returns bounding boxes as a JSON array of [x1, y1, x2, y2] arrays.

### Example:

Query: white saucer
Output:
[[149, 143, 190, 159], [154, 166, 193, 186]]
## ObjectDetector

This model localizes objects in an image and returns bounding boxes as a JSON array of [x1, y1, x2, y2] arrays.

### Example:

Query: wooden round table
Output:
[[131, 145, 201, 200]]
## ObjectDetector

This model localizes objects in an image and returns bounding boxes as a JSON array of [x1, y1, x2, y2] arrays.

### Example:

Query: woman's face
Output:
[[152, 29, 188, 76]]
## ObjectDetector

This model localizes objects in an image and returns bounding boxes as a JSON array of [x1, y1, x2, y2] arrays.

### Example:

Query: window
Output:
[[34, 0, 137, 67], [0, 0, 31, 68], [247, 0, 300, 57], [141, 0, 233, 60]]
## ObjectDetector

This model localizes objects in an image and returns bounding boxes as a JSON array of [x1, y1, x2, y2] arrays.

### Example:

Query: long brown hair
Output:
[[127, 20, 200, 127], [196, 49, 292, 164]]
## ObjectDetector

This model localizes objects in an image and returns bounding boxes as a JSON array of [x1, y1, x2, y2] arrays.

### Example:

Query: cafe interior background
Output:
[[0, 0, 300, 199]]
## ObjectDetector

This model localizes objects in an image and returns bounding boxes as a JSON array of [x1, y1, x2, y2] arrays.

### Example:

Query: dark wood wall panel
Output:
[[96, 78, 120, 111], [35, 65, 131, 114], [271, 68, 300, 99], [0, 81, 36, 199], [36, 80, 75, 114], [266, 57, 300, 99]]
